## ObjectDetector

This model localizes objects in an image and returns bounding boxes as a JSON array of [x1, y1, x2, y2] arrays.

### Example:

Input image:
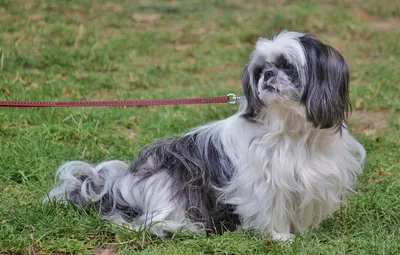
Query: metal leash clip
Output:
[[227, 93, 244, 104]]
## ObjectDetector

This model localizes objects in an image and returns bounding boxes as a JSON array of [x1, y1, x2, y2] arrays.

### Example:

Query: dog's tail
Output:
[[46, 160, 130, 214]]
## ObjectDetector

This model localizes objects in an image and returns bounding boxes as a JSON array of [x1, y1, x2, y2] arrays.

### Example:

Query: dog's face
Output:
[[242, 31, 351, 130]]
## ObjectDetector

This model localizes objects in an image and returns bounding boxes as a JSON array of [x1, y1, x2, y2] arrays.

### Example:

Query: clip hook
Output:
[[227, 93, 243, 104], [227, 93, 237, 104]]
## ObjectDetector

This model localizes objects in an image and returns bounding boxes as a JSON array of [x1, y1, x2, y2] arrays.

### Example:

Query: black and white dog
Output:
[[47, 31, 365, 241]]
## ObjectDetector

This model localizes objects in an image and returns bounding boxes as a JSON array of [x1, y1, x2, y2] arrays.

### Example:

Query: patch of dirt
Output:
[[74, 71, 88, 79], [168, 43, 193, 51], [191, 27, 208, 35], [355, 98, 363, 109], [165, 23, 185, 31], [92, 89, 117, 100], [118, 126, 137, 141], [62, 87, 79, 98], [57, 73, 68, 81], [28, 13, 43, 21], [95, 246, 118, 255], [103, 3, 123, 12], [350, 110, 389, 136], [29, 245, 41, 255], [353, 8, 400, 30], [368, 167, 400, 183], [353, 9, 374, 21], [132, 13, 161, 22], [370, 18, 400, 30]]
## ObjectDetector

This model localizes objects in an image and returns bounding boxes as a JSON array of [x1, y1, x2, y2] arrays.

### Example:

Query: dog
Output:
[[47, 30, 366, 241]]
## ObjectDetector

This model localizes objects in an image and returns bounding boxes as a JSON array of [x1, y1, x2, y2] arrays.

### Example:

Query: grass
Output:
[[0, 0, 399, 254]]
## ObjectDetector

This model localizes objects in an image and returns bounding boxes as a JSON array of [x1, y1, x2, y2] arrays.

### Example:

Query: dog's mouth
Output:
[[263, 84, 280, 93]]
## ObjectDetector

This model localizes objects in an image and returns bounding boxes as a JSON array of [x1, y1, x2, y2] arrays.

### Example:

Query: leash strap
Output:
[[0, 94, 242, 108]]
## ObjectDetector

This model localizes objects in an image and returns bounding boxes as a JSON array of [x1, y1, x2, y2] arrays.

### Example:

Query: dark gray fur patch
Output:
[[299, 34, 351, 130], [241, 66, 264, 121], [126, 132, 239, 233], [98, 190, 143, 222]]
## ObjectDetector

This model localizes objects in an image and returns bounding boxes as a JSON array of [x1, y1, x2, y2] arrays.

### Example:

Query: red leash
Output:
[[0, 94, 241, 108]]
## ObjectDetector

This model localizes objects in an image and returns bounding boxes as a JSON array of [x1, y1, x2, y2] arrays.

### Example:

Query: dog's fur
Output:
[[47, 31, 365, 241]]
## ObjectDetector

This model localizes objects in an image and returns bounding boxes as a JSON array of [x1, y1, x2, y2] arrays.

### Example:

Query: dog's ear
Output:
[[241, 65, 263, 121], [300, 35, 351, 130]]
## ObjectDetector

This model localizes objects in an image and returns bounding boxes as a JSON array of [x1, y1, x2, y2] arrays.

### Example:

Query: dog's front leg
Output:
[[269, 197, 294, 242], [270, 220, 294, 242]]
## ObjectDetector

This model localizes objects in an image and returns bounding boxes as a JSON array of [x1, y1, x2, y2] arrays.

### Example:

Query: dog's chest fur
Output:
[[219, 113, 362, 233]]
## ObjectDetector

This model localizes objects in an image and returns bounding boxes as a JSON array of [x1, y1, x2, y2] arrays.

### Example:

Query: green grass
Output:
[[1, 0, 400, 254]]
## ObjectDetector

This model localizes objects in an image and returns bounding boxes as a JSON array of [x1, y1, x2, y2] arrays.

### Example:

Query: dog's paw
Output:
[[271, 233, 294, 243]]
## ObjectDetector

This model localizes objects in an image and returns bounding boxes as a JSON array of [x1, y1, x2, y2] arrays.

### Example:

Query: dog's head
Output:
[[242, 31, 350, 130]]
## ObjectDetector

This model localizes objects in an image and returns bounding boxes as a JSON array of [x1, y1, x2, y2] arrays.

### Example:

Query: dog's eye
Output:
[[280, 59, 294, 70]]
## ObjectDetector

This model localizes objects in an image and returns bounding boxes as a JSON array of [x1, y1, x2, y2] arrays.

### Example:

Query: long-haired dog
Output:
[[47, 30, 365, 241]]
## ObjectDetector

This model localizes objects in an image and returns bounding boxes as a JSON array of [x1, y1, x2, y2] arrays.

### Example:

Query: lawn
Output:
[[0, 0, 399, 254]]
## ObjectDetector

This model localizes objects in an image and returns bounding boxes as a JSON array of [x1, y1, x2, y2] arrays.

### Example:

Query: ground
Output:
[[0, 0, 399, 254]]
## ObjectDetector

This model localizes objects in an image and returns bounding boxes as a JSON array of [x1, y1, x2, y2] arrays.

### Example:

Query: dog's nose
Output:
[[263, 69, 277, 81]]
